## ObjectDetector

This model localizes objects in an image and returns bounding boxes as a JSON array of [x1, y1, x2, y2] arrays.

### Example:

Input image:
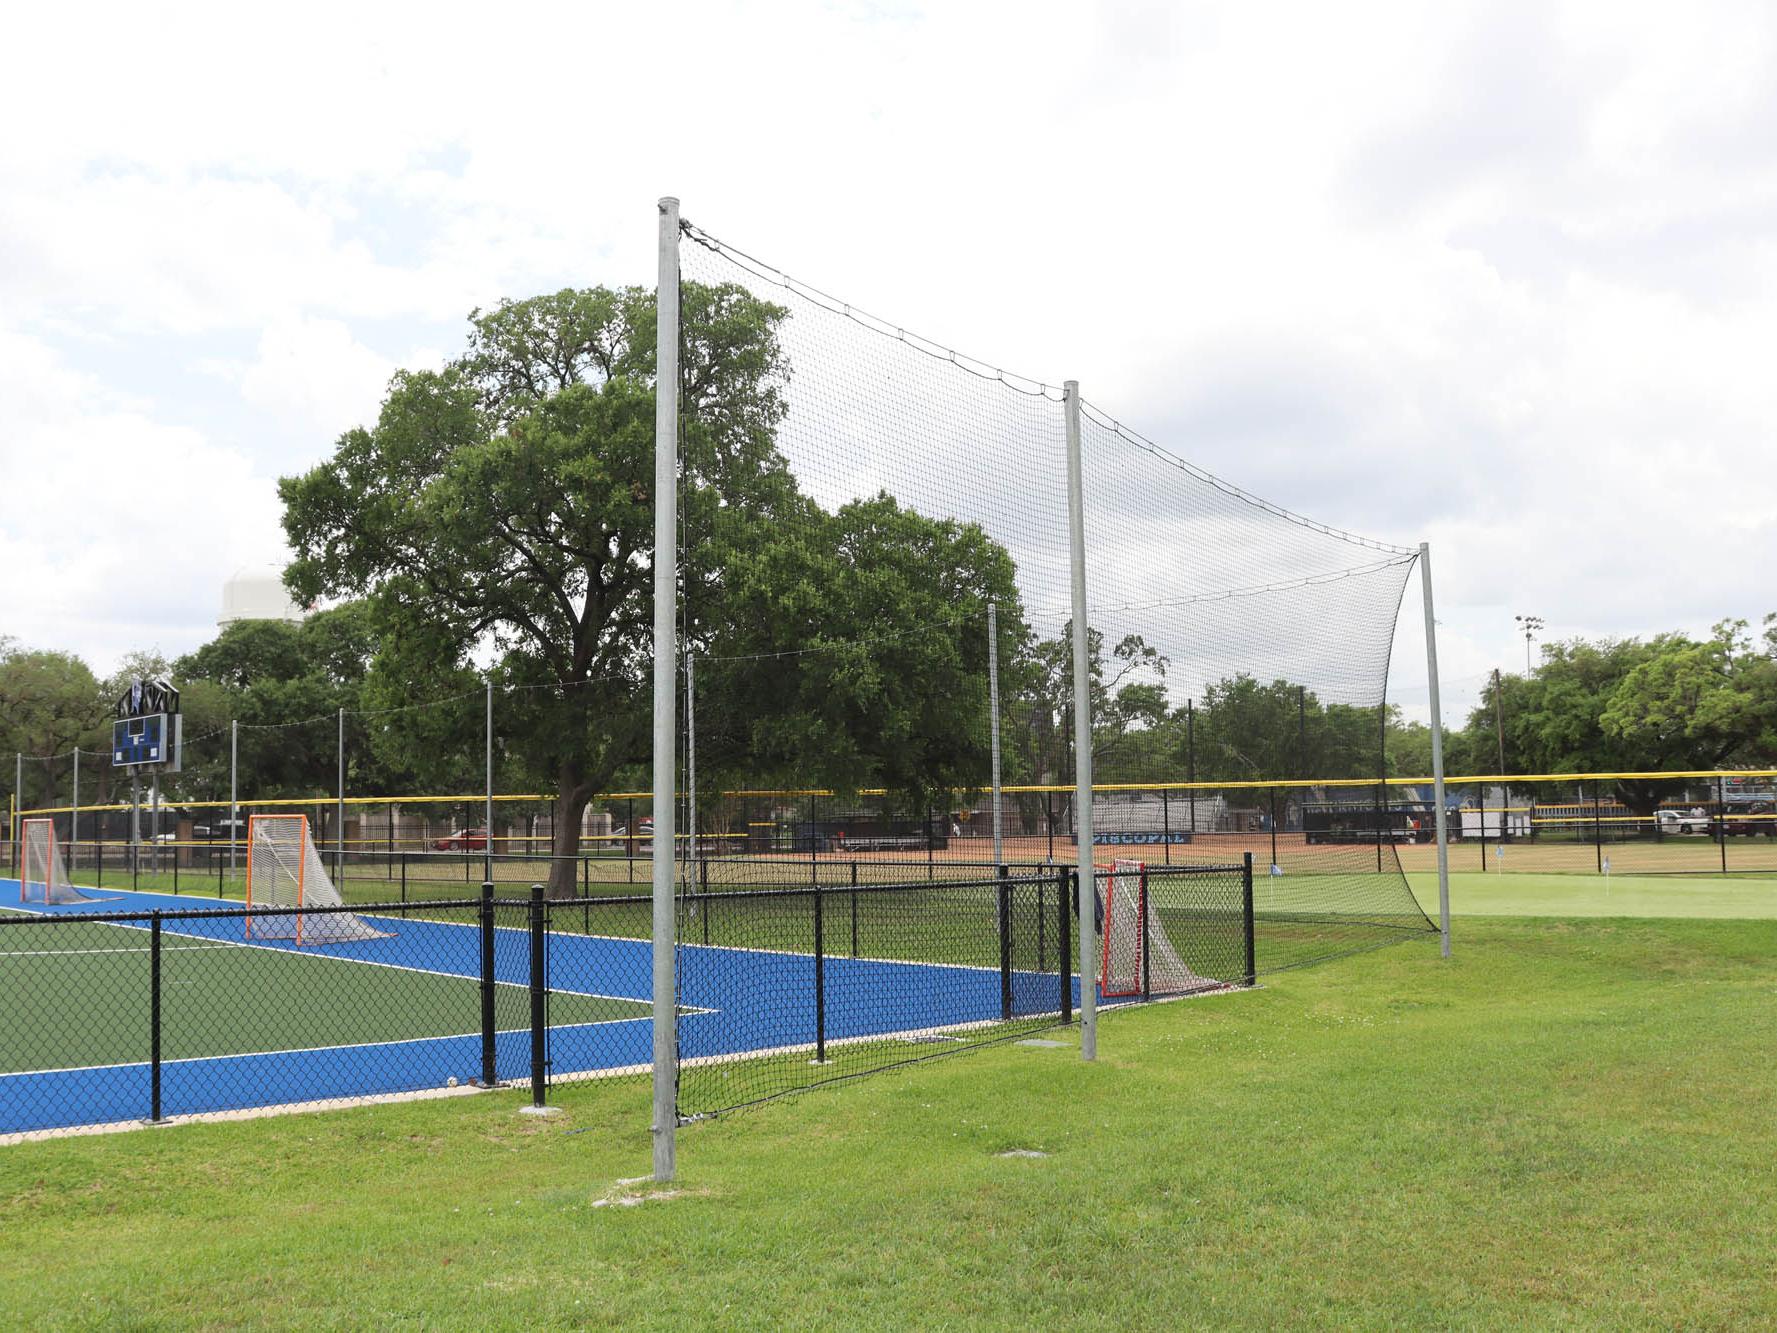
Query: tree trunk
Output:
[[548, 766, 596, 899], [1616, 779, 1677, 818]]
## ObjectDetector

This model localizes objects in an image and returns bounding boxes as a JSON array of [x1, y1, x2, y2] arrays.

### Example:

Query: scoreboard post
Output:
[[113, 679, 182, 875]]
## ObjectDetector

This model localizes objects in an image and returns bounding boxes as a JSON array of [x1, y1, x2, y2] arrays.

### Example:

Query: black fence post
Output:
[[1161, 789, 1171, 866], [149, 911, 163, 1123], [479, 882, 497, 1088], [1719, 774, 1729, 874], [812, 878, 826, 1064], [998, 866, 1013, 1021], [1242, 852, 1256, 986], [849, 859, 859, 959], [400, 854, 407, 906], [700, 856, 711, 947], [1037, 879, 1047, 974], [1140, 864, 1151, 1002], [1059, 865, 1072, 1022], [529, 886, 547, 1108], [1478, 781, 1488, 872]]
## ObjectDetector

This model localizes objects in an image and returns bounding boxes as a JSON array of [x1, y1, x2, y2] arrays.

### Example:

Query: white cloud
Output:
[[0, 0, 1772, 723], [0, 331, 289, 668], [233, 317, 398, 443]]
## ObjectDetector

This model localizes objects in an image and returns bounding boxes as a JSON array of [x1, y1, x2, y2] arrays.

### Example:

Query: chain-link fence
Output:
[[675, 862, 1257, 1118], [6, 847, 1438, 1134], [0, 886, 663, 1137]]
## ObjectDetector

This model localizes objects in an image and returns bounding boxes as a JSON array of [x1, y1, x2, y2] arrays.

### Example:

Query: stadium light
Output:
[[1514, 614, 1545, 674]]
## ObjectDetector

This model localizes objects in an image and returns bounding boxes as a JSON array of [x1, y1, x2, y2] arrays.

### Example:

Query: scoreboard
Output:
[[113, 712, 169, 767], [112, 679, 182, 771]]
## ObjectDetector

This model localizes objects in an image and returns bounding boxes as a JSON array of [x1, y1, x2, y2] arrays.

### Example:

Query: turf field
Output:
[[1, 900, 1772, 1327], [0, 907, 644, 1071]]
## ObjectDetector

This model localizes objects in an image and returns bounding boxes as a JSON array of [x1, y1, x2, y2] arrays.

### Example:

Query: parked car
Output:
[[432, 828, 490, 851], [1656, 808, 1711, 835], [1723, 802, 1776, 837]]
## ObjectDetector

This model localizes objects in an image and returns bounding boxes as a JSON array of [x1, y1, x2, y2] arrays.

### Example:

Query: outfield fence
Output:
[[14, 770, 1776, 891]]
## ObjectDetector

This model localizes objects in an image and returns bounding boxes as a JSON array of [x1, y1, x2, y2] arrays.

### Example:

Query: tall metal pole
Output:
[[336, 708, 345, 881], [650, 196, 681, 1182], [1063, 380, 1096, 1061], [988, 601, 1003, 867], [686, 650, 697, 877], [71, 748, 80, 872], [1420, 544, 1452, 958], [485, 680, 494, 883], [229, 720, 238, 879], [14, 753, 21, 870]]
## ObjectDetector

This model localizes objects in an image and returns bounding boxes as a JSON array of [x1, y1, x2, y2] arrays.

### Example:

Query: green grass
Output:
[[3, 912, 1774, 1327], [1411, 869, 1777, 919], [0, 913, 645, 1071]]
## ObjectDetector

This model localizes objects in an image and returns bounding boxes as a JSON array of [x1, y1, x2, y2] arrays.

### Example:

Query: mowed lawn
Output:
[[2, 906, 1774, 1328]]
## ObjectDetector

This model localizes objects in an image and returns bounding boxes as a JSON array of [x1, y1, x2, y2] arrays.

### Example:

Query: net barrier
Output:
[[671, 219, 1433, 1116]]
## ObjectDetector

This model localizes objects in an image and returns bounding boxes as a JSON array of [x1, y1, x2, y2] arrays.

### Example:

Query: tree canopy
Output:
[[1457, 618, 1777, 812], [278, 283, 1032, 889]]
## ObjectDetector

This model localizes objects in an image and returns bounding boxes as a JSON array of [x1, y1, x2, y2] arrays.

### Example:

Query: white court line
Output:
[[0, 904, 644, 1007], [0, 1013, 670, 1082], [0, 944, 240, 958]]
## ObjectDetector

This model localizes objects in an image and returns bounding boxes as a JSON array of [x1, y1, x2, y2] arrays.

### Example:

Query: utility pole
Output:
[[1492, 666, 1509, 845], [1492, 668, 1507, 775]]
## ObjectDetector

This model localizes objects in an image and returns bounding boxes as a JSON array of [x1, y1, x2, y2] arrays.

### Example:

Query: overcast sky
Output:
[[2, 0, 1772, 731]]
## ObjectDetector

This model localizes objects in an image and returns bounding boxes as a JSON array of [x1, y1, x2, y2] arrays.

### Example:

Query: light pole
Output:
[[1514, 615, 1544, 675]]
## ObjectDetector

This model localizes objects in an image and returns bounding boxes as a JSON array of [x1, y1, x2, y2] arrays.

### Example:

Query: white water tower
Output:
[[219, 566, 307, 627]]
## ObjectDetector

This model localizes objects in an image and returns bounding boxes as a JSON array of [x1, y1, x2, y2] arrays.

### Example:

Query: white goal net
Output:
[[245, 814, 392, 945], [19, 819, 108, 905], [1098, 859, 1216, 998]]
